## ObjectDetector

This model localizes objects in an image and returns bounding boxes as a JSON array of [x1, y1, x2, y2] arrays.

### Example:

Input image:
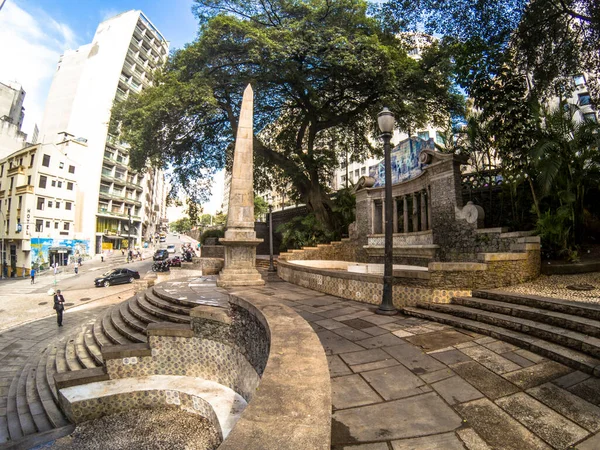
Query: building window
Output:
[[361, 167, 366, 175], [579, 93, 591, 106], [27, 175, 31, 185], [0, 165, 3, 177], [9, 177, 14, 190], [29, 155, 34, 167], [417, 131, 430, 140], [39, 175, 47, 188], [35, 219, 43, 232], [67, 182, 74, 190], [42, 154, 50, 167], [37, 197, 45, 210], [19, 157, 23, 166], [583, 112, 597, 122], [573, 74, 585, 86], [18, 196, 22, 209], [56, 202, 61, 209], [59, 162, 64, 169], [341, 175, 346, 183], [68, 165, 75, 174], [63, 222, 70, 231], [436, 131, 445, 145], [7, 198, 11, 211], [51, 180, 56, 187], [46, 221, 50, 228], [54, 222, 59, 229], [48, 201, 53, 208], [57, 181, 62, 188], [66, 202, 72, 210]]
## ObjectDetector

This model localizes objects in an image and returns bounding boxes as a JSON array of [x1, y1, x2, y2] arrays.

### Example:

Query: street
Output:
[[0, 233, 199, 333]]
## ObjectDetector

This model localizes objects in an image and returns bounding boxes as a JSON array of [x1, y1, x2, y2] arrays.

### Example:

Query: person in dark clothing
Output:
[[53, 290, 65, 326], [30, 268, 36, 284]]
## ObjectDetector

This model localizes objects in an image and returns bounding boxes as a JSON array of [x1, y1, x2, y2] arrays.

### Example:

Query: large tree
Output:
[[113, 0, 461, 228]]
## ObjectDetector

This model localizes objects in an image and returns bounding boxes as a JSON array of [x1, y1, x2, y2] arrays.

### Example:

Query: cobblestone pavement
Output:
[[503, 272, 600, 303], [3, 273, 600, 449]]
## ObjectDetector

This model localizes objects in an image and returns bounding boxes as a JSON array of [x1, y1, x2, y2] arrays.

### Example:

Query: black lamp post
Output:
[[268, 204, 276, 272], [127, 207, 132, 262], [376, 107, 398, 315]]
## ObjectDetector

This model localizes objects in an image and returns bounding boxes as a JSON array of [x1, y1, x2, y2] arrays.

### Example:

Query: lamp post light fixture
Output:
[[268, 204, 276, 273], [376, 107, 398, 315]]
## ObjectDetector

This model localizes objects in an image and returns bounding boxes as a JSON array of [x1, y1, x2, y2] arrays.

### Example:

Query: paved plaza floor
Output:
[[2, 272, 600, 449]]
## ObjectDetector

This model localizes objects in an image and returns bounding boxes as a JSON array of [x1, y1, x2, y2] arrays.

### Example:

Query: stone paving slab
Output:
[[390, 432, 465, 449]]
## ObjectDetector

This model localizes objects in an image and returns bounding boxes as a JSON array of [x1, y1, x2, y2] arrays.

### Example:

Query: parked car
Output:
[[153, 249, 169, 261], [94, 268, 140, 287], [167, 244, 176, 253]]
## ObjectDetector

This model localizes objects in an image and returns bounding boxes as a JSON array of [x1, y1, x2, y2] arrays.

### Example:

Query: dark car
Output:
[[94, 268, 140, 287], [153, 249, 169, 261]]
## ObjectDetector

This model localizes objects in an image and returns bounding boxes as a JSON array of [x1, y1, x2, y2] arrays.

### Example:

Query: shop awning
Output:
[[49, 246, 71, 254], [103, 235, 124, 240]]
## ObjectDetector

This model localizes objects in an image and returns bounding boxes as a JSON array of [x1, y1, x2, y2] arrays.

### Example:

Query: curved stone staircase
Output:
[[1, 277, 221, 449], [404, 289, 600, 376]]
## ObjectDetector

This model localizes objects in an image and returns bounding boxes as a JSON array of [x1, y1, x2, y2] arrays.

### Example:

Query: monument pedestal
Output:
[[217, 238, 265, 287]]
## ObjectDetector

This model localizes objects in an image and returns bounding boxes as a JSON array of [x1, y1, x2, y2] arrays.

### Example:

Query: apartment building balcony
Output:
[[0, 190, 5, 198], [101, 170, 114, 183], [7, 165, 25, 176], [15, 184, 34, 195]]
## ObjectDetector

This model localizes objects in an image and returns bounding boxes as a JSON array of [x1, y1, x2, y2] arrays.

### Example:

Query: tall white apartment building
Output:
[[0, 81, 28, 159], [39, 10, 169, 257]]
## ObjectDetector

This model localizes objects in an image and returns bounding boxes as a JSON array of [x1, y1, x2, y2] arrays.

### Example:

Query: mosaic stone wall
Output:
[[105, 336, 261, 402], [60, 389, 222, 439], [280, 238, 360, 263]]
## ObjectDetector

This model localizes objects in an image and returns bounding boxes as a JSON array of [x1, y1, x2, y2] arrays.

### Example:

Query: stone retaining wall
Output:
[[201, 245, 225, 258]]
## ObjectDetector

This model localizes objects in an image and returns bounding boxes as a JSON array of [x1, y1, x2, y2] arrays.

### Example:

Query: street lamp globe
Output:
[[377, 107, 395, 134]]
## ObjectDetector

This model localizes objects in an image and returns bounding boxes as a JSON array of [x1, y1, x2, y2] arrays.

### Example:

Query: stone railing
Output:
[[54, 286, 331, 449]]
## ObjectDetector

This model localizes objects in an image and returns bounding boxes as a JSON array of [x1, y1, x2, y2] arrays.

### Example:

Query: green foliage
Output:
[[113, 0, 462, 230], [276, 214, 335, 251], [535, 208, 573, 260], [254, 196, 269, 220], [170, 218, 192, 233], [213, 211, 227, 226], [330, 188, 356, 235], [200, 228, 225, 244]]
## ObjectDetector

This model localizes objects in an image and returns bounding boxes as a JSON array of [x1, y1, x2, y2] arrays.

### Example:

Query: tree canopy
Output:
[[112, 0, 462, 228]]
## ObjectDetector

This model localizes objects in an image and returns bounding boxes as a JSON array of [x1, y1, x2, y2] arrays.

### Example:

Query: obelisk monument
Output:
[[217, 84, 265, 287]]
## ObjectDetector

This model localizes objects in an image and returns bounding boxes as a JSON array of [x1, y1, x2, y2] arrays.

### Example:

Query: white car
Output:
[[167, 244, 176, 253]]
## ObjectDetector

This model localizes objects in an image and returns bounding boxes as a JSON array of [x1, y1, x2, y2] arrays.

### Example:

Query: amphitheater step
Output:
[[110, 306, 146, 343], [128, 295, 159, 325], [145, 289, 192, 316], [15, 362, 36, 437], [403, 307, 600, 375], [92, 315, 112, 349], [418, 302, 600, 358], [454, 296, 600, 338], [118, 300, 147, 333], [82, 328, 103, 366], [101, 311, 133, 346], [35, 348, 69, 428], [44, 345, 58, 402], [472, 289, 600, 321], [25, 364, 52, 433], [137, 293, 190, 324], [54, 342, 68, 374], [64, 339, 84, 372]]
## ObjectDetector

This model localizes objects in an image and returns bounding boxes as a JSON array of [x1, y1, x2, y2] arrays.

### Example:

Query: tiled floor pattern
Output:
[[251, 278, 600, 450]]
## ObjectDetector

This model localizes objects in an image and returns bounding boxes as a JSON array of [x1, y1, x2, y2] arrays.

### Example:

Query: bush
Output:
[[200, 228, 224, 245], [536, 208, 578, 261], [277, 214, 335, 251]]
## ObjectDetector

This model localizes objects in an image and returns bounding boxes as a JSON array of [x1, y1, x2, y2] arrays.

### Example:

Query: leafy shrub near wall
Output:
[[200, 228, 225, 245], [277, 214, 335, 251]]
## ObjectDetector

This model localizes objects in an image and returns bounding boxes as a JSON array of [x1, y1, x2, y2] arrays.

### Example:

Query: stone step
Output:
[[403, 307, 600, 375], [35, 348, 69, 428], [137, 293, 190, 324], [64, 338, 84, 373], [25, 364, 52, 433], [128, 295, 159, 325], [110, 306, 146, 343], [92, 315, 112, 350], [74, 330, 97, 370], [152, 285, 210, 309], [419, 302, 600, 358], [145, 290, 192, 316], [454, 296, 600, 338], [101, 311, 132, 346], [54, 341, 68, 375], [473, 289, 600, 321], [83, 328, 103, 365], [6, 364, 23, 441], [15, 362, 36, 436], [44, 345, 58, 402], [118, 300, 147, 333]]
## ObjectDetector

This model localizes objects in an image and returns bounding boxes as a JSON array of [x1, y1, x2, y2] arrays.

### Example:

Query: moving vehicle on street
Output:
[[153, 249, 169, 261], [169, 256, 182, 267], [167, 244, 176, 253], [94, 268, 140, 287], [152, 260, 170, 272]]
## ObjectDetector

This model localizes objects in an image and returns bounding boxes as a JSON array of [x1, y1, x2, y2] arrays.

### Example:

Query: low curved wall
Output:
[[56, 279, 331, 449]]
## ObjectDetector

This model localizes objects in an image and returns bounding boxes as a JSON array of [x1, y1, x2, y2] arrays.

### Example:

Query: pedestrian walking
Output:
[[22, 265, 26, 278], [53, 290, 65, 327], [74, 262, 79, 275], [30, 268, 36, 284], [53, 263, 59, 276]]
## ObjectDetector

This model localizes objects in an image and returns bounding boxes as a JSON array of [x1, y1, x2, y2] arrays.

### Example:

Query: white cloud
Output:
[[0, 1, 80, 137]]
